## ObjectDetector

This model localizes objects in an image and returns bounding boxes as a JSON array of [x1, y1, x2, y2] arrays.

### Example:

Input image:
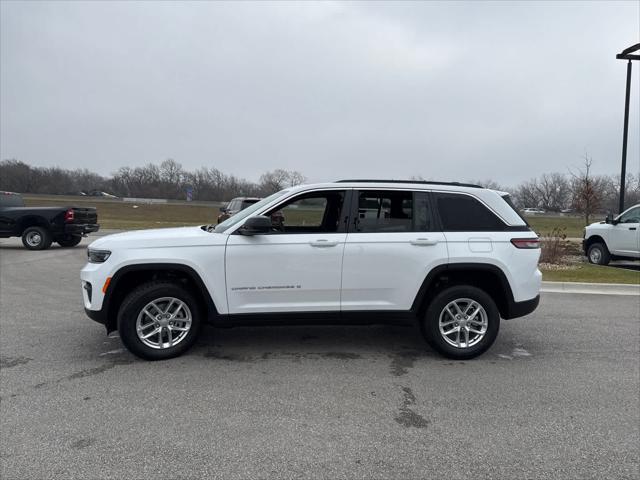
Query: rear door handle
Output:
[[309, 239, 339, 247], [629, 227, 637, 230], [410, 238, 438, 246]]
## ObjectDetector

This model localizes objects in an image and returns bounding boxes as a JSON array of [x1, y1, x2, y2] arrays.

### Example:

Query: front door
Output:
[[609, 206, 640, 257], [225, 189, 350, 314]]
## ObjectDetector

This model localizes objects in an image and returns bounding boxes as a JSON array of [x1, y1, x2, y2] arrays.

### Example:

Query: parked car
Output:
[[583, 204, 640, 265], [0, 191, 99, 250], [217, 197, 261, 223], [523, 207, 546, 215], [81, 180, 541, 361], [89, 191, 118, 198]]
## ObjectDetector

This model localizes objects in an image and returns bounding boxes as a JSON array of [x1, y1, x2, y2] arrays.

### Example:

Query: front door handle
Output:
[[309, 239, 339, 247], [410, 238, 438, 246], [629, 227, 637, 230]]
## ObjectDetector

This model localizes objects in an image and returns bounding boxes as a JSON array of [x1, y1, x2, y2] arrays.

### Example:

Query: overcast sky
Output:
[[1, 1, 638, 186]]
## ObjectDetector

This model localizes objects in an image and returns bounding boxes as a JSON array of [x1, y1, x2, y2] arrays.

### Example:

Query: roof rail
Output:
[[335, 179, 484, 189]]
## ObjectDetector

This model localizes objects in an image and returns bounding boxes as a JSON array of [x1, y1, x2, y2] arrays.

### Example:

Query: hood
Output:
[[89, 226, 225, 250], [585, 221, 609, 231]]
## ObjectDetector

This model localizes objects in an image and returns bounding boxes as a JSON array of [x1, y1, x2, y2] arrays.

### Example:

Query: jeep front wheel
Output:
[[117, 282, 202, 360], [422, 285, 500, 360]]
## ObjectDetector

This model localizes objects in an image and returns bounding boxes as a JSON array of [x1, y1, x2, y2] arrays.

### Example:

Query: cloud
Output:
[[1, 1, 638, 186]]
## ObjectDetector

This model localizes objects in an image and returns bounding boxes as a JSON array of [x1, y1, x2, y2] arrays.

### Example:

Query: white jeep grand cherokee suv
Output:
[[81, 180, 541, 360], [583, 204, 640, 265]]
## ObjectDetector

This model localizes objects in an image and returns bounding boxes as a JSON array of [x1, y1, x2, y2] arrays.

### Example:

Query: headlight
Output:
[[87, 249, 111, 263]]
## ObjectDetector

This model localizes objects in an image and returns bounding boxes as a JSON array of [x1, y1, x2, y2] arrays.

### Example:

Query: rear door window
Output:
[[354, 190, 435, 233]]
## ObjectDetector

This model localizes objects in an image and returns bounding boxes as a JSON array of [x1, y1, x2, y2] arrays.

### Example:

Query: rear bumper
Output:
[[66, 223, 100, 235], [504, 294, 540, 320]]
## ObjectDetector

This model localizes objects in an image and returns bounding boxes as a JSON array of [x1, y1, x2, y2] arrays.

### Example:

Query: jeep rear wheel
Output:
[[587, 242, 610, 265], [21, 226, 53, 250], [117, 282, 202, 360], [422, 285, 500, 360]]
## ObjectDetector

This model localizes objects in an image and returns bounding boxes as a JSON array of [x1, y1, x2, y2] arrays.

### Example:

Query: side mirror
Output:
[[239, 215, 272, 235], [219, 206, 228, 214], [605, 212, 619, 225]]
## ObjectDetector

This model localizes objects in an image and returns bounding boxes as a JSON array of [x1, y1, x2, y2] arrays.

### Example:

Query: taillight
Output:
[[64, 209, 75, 222], [511, 238, 540, 249]]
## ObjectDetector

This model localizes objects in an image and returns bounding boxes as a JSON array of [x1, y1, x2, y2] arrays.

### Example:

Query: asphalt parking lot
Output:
[[1, 236, 639, 480]]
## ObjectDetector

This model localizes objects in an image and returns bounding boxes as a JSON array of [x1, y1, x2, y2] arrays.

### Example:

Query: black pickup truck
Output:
[[0, 191, 99, 250]]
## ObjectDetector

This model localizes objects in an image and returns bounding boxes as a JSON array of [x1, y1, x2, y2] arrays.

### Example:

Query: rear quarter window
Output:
[[0, 193, 25, 207], [435, 193, 506, 231]]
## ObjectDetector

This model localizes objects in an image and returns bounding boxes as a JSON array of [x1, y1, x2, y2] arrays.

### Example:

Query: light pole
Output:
[[616, 43, 639, 214]]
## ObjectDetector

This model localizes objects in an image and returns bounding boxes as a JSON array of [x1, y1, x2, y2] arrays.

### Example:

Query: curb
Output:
[[541, 281, 640, 296]]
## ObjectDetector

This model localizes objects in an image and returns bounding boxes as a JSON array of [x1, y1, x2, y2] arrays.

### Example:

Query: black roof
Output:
[[336, 179, 483, 189]]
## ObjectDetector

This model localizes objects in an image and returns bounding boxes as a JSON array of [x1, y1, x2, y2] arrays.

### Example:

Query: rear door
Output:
[[225, 189, 351, 314], [341, 189, 448, 311]]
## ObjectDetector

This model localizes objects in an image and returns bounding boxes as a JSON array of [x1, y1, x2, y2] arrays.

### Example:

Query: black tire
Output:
[[422, 285, 500, 360], [587, 242, 610, 265], [117, 281, 202, 360], [21, 226, 53, 250], [56, 234, 83, 248]]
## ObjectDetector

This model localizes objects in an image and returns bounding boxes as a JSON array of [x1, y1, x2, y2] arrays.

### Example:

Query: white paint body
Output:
[[584, 205, 640, 258], [81, 182, 542, 316]]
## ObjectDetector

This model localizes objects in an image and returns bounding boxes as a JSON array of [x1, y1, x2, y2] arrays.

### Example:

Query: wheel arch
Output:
[[102, 263, 219, 333], [18, 216, 51, 234], [585, 235, 607, 250], [411, 263, 516, 320]]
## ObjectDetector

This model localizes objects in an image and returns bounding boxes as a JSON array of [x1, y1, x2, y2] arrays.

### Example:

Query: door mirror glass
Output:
[[239, 215, 272, 235], [605, 213, 613, 224]]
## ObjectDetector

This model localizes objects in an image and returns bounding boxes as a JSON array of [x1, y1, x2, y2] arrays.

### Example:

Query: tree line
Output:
[[472, 155, 640, 223], [0, 159, 306, 202], [1, 157, 638, 221]]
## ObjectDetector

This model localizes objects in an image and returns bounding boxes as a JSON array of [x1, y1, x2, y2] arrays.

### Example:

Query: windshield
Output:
[[212, 190, 289, 233]]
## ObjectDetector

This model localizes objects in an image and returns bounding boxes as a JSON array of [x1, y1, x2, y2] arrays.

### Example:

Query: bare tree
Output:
[[0, 159, 41, 193], [287, 171, 307, 187], [569, 154, 605, 224], [513, 179, 541, 209], [600, 172, 640, 213], [259, 169, 292, 194], [535, 173, 570, 212], [160, 158, 183, 185]]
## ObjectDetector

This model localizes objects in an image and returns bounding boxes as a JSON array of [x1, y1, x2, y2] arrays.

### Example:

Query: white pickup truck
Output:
[[583, 204, 640, 265]]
